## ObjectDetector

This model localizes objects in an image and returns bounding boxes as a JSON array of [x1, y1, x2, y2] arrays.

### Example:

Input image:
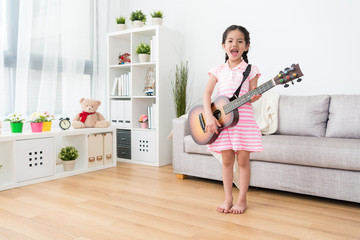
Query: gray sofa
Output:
[[172, 95, 360, 203]]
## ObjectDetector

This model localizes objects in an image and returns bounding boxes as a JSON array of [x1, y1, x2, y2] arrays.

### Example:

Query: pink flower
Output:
[[138, 114, 148, 123]]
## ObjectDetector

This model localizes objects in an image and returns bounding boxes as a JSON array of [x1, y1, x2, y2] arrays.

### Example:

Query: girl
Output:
[[203, 25, 263, 214]]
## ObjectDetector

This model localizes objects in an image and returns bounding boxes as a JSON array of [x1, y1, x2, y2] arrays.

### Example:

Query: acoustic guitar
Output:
[[188, 64, 304, 145]]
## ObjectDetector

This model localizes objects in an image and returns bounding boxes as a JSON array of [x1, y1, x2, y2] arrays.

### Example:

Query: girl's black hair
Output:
[[222, 25, 250, 63]]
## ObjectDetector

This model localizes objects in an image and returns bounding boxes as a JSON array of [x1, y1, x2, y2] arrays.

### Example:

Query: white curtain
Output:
[[0, 0, 108, 124]]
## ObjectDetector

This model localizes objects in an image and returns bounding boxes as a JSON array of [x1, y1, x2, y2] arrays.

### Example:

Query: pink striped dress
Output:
[[207, 60, 263, 153]]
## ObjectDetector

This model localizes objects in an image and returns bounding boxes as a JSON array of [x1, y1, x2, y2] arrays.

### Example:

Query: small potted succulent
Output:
[[116, 16, 127, 31], [130, 10, 146, 28], [136, 42, 151, 63], [4, 113, 25, 133], [58, 146, 79, 171], [138, 114, 148, 129], [150, 10, 164, 25]]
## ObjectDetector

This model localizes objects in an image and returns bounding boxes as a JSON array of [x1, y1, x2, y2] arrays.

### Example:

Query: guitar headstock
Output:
[[274, 64, 304, 87]]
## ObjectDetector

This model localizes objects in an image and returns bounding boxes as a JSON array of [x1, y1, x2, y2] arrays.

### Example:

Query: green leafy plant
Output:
[[130, 10, 147, 23], [116, 17, 126, 24], [150, 10, 164, 18], [171, 61, 190, 118], [136, 42, 150, 54], [4, 113, 25, 123], [58, 146, 79, 161]]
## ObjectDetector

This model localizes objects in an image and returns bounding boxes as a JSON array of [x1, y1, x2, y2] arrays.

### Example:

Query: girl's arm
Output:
[[203, 74, 221, 134], [249, 74, 262, 103]]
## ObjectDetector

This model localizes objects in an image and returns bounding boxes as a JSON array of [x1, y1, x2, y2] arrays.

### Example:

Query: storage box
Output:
[[88, 134, 104, 167], [131, 130, 156, 163], [15, 138, 55, 182], [103, 132, 113, 165]]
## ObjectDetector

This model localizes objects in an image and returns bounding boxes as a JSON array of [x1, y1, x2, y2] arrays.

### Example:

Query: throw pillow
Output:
[[276, 95, 330, 137], [326, 95, 360, 139]]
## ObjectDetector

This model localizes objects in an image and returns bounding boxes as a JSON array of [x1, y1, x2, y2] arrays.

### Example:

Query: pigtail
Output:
[[225, 53, 229, 62], [242, 51, 249, 63]]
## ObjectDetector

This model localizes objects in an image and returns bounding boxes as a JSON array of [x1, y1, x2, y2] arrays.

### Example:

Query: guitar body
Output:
[[188, 96, 239, 145]]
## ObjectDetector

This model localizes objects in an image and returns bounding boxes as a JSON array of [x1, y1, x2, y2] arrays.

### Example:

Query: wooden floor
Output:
[[0, 162, 359, 240]]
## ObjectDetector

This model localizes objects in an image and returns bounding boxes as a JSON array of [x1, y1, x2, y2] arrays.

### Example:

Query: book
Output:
[[111, 77, 118, 96]]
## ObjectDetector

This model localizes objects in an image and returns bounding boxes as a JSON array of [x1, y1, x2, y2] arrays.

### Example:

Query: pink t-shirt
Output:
[[207, 60, 263, 153]]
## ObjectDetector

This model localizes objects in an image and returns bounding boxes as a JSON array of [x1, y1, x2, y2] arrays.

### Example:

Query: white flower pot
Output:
[[117, 24, 127, 31], [152, 18, 163, 25], [132, 20, 144, 28], [62, 160, 76, 171], [138, 54, 150, 63]]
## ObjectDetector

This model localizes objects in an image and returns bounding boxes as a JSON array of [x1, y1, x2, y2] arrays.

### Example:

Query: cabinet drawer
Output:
[[117, 145, 131, 159], [117, 130, 131, 146]]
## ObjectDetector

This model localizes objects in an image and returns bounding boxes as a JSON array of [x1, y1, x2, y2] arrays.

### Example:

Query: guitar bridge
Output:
[[199, 113, 206, 133]]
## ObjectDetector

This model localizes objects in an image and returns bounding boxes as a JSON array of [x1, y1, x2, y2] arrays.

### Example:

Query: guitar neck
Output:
[[223, 79, 275, 114]]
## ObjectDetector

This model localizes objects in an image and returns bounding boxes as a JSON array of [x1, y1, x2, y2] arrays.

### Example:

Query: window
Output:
[[1, 0, 97, 117]]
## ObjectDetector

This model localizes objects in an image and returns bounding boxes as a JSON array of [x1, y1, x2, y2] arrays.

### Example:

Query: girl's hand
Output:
[[205, 115, 221, 134], [250, 86, 262, 103]]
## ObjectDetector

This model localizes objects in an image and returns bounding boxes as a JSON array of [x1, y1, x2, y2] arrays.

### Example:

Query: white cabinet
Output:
[[107, 26, 180, 166], [0, 127, 116, 191]]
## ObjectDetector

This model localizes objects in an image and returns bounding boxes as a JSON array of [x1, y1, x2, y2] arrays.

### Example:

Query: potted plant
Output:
[[42, 112, 55, 132], [130, 10, 146, 28], [171, 61, 190, 117], [58, 146, 79, 171], [138, 114, 148, 129], [136, 42, 151, 63], [4, 113, 25, 133], [116, 16, 127, 31], [150, 10, 164, 25], [29, 112, 47, 133]]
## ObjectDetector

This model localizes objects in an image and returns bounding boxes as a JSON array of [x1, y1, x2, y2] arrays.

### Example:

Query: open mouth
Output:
[[230, 49, 239, 57]]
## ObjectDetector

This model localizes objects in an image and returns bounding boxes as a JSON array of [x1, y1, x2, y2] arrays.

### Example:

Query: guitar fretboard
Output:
[[223, 79, 275, 114]]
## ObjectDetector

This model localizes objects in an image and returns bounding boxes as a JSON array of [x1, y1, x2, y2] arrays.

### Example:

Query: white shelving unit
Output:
[[107, 25, 180, 166], [0, 127, 116, 191]]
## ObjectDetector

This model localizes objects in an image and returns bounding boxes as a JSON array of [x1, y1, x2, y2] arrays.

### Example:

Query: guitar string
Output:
[[223, 80, 275, 114]]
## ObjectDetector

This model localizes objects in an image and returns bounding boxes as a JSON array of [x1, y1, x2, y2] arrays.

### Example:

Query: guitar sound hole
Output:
[[213, 109, 221, 120]]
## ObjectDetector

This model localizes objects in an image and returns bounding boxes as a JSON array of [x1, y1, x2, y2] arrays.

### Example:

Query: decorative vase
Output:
[[138, 54, 150, 63], [152, 18, 163, 25], [117, 24, 127, 31], [132, 20, 144, 28], [10, 122, 23, 133], [62, 160, 76, 171], [42, 121, 52, 131], [141, 122, 148, 129], [31, 122, 43, 133]]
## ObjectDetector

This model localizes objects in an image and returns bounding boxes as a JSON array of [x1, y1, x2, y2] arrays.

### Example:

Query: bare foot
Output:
[[217, 200, 232, 213], [229, 199, 247, 214]]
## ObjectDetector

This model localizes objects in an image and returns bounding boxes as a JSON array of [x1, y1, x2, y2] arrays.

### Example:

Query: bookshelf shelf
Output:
[[107, 26, 180, 166]]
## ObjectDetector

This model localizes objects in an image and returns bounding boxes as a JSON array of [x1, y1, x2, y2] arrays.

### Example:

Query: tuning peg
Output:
[[284, 84, 289, 88], [297, 78, 302, 82], [291, 81, 294, 85]]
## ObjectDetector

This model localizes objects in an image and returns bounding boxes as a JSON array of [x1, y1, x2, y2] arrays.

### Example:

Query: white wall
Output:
[[110, 0, 360, 105]]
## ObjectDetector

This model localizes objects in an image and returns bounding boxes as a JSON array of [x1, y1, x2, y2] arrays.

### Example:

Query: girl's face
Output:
[[222, 29, 249, 64]]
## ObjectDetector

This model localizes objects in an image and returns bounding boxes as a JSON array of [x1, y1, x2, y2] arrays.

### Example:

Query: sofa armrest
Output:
[[172, 114, 189, 171]]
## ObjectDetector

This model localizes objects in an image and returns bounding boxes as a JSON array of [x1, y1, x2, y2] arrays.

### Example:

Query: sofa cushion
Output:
[[326, 95, 360, 139], [184, 135, 212, 156], [275, 95, 330, 137], [251, 135, 360, 171]]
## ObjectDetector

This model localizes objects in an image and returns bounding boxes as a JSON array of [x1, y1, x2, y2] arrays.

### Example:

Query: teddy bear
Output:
[[72, 98, 110, 129]]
